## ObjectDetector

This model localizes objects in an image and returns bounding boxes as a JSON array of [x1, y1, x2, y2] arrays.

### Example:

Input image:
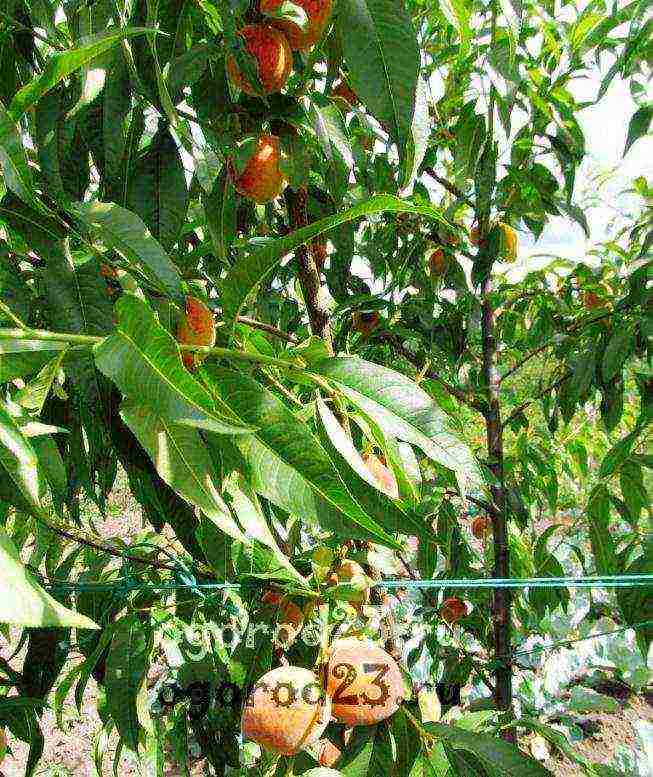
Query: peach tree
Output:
[[0, 0, 651, 774]]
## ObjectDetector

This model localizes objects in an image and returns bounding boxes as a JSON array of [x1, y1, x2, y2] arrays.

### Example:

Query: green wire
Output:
[[42, 574, 653, 594]]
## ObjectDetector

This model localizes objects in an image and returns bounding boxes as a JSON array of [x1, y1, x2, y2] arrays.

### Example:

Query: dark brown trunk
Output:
[[481, 275, 514, 736]]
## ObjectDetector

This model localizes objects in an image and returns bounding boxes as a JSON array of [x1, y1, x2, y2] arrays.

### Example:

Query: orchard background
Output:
[[0, 0, 651, 774]]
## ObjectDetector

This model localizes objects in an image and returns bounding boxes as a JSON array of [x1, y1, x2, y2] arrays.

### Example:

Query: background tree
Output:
[[0, 0, 650, 774]]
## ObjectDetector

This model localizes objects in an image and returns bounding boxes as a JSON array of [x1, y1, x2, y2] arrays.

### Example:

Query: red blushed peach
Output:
[[440, 597, 468, 625], [226, 24, 292, 95], [176, 296, 216, 370], [242, 666, 331, 755], [261, 0, 332, 51], [234, 134, 287, 204], [325, 637, 406, 726], [362, 452, 399, 499]]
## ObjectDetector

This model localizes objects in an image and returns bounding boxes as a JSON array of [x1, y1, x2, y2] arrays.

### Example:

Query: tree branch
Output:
[[236, 315, 299, 344], [284, 186, 334, 354], [380, 333, 484, 411], [424, 166, 474, 209], [502, 371, 571, 429]]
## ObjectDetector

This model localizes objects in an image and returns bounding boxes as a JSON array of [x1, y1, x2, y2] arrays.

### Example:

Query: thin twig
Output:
[[424, 166, 474, 209], [236, 315, 299, 344], [380, 333, 484, 412], [502, 371, 571, 428]]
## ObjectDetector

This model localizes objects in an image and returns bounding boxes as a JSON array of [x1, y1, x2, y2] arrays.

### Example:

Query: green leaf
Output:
[[120, 399, 248, 543], [203, 167, 237, 264], [8, 28, 157, 120], [105, 613, 152, 753], [311, 99, 352, 202], [598, 430, 638, 479], [224, 477, 306, 583], [221, 194, 447, 331], [0, 99, 38, 207], [201, 366, 402, 549], [313, 357, 481, 492], [0, 337, 66, 382], [623, 103, 652, 157], [586, 484, 617, 575], [617, 554, 653, 656], [0, 253, 32, 324], [70, 201, 184, 301], [94, 295, 251, 434], [437, 0, 472, 47], [338, 709, 421, 776], [602, 324, 634, 381], [337, 0, 420, 178], [0, 400, 44, 513], [316, 397, 432, 539], [401, 77, 431, 192], [126, 125, 189, 250], [0, 526, 99, 629], [424, 723, 553, 776], [619, 459, 647, 523]]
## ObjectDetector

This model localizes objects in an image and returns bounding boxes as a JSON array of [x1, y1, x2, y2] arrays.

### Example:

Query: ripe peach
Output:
[[0, 728, 6, 763], [331, 80, 358, 106], [440, 597, 468, 625], [176, 296, 216, 370], [363, 452, 399, 499], [428, 247, 447, 276], [262, 591, 305, 647], [583, 290, 601, 310], [327, 559, 370, 605], [352, 310, 380, 337], [260, 0, 333, 51], [325, 637, 406, 726], [471, 515, 491, 540], [242, 666, 331, 755], [498, 221, 518, 262], [100, 263, 118, 279], [317, 738, 342, 767], [470, 225, 482, 246], [226, 24, 292, 95], [234, 134, 287, 204]]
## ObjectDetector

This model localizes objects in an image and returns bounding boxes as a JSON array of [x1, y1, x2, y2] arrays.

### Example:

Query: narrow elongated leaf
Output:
[[338, 709, 421, 776], [313, 358, 481, 491], [311, 100, 352, 201], [201, 366, 402, 548], [9, 28, 155, 120], [70, 201, 184, 300], [400, 77, 430, 191], [316, 397, 432, 539], [105, 614, 151, 753], [586, 484, 617, 575], [0, 337, 67, 382], [207, 433, 378, 544], [0, 254, 32, 324], [0, 527, 99, 629], [224, 477, 306, 583], [126, 126, 188, 250], [624, 103, 652, 157], [0, 100, 37, 206], [120, 400, 248, 543], [424, 723, 553, 776], [221, 195, 447, 330], [337, 0, 419, 174], [0, 401, 43, 512], [94, 295, 251, 434], [203, 167, 237, 264]]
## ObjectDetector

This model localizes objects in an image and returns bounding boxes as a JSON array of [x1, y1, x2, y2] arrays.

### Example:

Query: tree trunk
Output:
[[284, 186, 334, 354], [481, 275, 514, 736]]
